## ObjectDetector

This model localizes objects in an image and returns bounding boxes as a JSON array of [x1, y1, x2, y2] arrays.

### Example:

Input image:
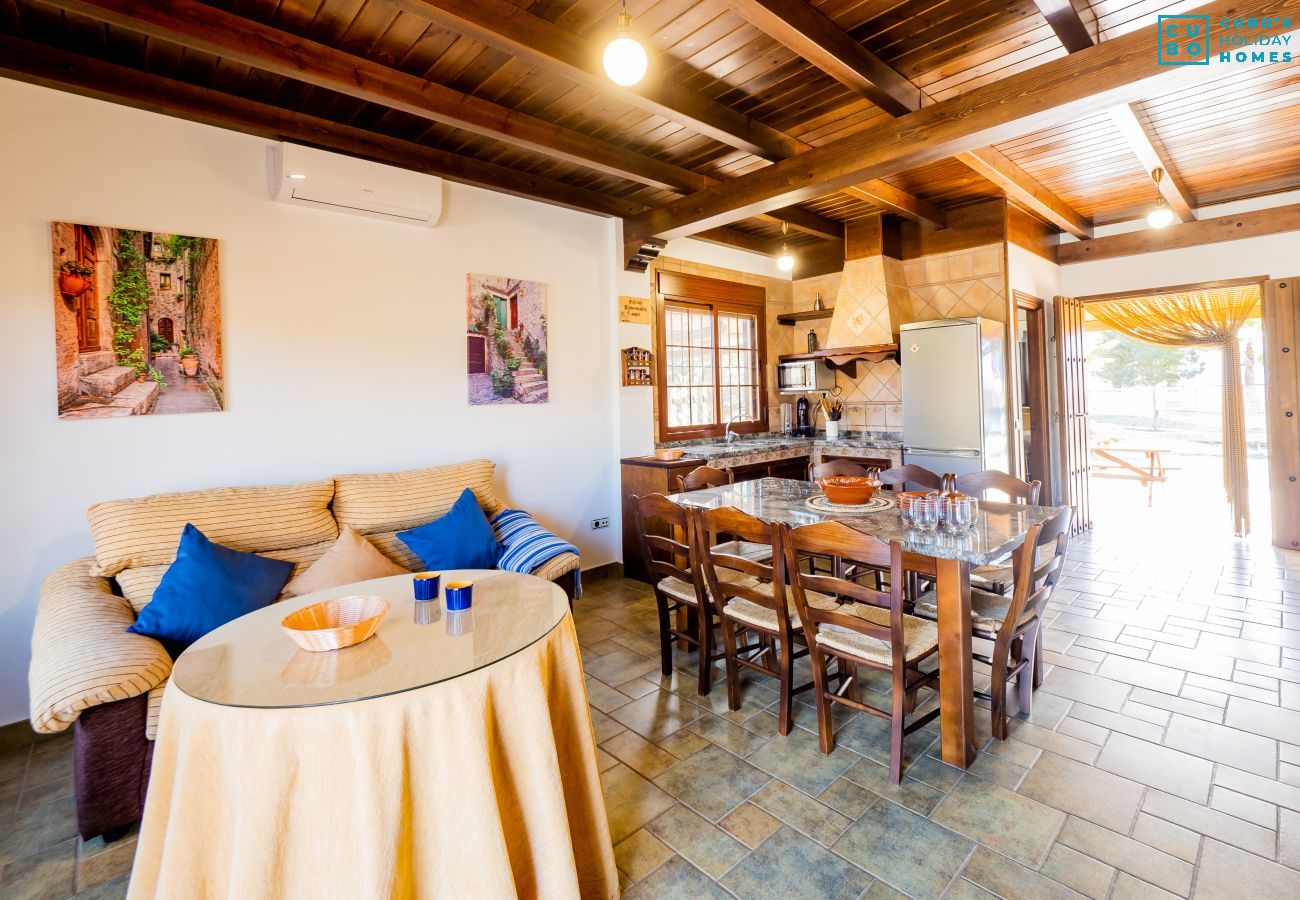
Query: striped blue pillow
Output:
[[491, 509, 581, 597]]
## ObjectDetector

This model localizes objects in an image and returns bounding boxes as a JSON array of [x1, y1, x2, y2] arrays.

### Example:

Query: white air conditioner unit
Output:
[[267, 143, 443, 227]]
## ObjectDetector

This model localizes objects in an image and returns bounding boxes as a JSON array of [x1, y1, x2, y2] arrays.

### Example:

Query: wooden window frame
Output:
[[654, 271, 768, 444], [1014, 291, 1053, 503]]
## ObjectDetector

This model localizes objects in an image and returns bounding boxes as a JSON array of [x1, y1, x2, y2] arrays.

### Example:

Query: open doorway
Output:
[[1061, 278, 1270, 546], [1014, 292, 1052, 501]]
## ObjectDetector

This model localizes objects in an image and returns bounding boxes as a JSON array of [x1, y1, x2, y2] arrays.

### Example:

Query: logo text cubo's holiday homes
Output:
[[1158, 15, 1294, 66]]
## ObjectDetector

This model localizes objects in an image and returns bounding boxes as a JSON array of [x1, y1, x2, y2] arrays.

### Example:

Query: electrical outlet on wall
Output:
[[591, 517, 610, 530]]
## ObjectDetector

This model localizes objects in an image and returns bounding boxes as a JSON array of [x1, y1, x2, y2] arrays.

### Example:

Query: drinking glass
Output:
[[945, 496, 978, 534], [911, 497, 939, 534]]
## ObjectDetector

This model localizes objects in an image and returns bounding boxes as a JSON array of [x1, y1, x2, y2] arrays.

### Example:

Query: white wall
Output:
[[0, 78, 622, 725], [612, 233, 782, 458]]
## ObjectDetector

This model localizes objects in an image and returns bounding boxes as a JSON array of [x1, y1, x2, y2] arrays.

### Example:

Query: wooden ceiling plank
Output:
[[37, 0, 716, 193], [622, 0, 1300, 250], [1033, 0, 1197, 222], [726, 0, 1091, 238], [1058, 202, 1300, 263], [0, 31, 644, 217]]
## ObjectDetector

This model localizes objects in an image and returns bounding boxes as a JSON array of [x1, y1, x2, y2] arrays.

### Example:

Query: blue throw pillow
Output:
[[128, 523, 294, 654], [398, 488, 502, 571]]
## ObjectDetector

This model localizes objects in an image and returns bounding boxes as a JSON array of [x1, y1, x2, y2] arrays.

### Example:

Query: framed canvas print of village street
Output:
[[52, 222, 223, 419], [466, 273, 548, 405]]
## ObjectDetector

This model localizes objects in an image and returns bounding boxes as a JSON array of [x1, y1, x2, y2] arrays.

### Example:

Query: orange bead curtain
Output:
[[1088, 286, 1261, 537]]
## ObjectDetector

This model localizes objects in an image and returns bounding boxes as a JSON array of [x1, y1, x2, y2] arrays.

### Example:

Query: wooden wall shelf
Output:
[[775, 308, 834, 325], [778, 343, 900, 377]]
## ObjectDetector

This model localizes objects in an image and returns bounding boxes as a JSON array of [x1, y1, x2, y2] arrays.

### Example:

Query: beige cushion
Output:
[[332, 460, 503, 536], [115, 539, 338, 613], [914, 587, 1011, 632], [87, 479, 338, 577], [29, 559, 172, 735], [532, 551, 580, 583], [816, 605, 939, 665], [284, 527, 409, 597]]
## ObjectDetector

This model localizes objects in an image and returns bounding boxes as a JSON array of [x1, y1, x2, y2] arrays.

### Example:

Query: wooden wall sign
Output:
[[622, 347, 653, 386], [619, 295, 652, 325]]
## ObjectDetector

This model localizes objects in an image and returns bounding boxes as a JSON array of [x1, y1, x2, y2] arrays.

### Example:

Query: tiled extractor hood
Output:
[[825, 254, 910, 349]]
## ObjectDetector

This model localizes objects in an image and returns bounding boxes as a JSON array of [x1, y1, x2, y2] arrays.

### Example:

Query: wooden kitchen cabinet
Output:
[[620, 454, 708, 582]]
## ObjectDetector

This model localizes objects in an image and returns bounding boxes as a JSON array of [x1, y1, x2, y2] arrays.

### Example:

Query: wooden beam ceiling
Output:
[[0, 35, 638, 217], [1033, 0, 1197, 223], [39, 0, 843, 246], [389, 0, 945, 229], [726, 0, 1093, 239], [623, 0, 1300, 254], [0, 31, 782, 262], [1058, 203, 1300, 264]]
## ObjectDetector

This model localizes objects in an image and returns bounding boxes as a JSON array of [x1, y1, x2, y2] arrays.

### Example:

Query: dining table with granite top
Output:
[[667, 476, 1068, 769]]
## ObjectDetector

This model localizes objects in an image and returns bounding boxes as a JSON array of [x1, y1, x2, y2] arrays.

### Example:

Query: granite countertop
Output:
[[657, 431, 902, 462]]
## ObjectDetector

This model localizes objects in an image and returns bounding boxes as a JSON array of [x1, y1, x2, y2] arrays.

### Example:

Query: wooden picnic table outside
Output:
[[1090, 446, 1174, 506]]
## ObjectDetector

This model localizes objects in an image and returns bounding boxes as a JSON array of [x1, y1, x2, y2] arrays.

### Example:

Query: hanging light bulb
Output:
[[1146, 168, 1174, 229], [603, 2, 648, 87], [776, 222, 795, 272]]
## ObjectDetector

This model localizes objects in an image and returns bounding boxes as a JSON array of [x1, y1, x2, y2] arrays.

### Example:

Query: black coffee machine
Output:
[[794, 396, 814, 437]]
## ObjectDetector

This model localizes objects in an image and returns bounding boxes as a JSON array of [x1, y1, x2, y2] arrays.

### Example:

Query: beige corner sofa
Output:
[[28, 458, 579, 841]]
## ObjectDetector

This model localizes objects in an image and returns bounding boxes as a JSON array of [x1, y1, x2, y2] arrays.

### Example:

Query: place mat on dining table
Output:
[[805, 494, 896, 515]]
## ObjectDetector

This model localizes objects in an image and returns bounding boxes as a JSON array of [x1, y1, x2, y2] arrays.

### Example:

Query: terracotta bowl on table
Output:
[[815, 476, 881, 506]]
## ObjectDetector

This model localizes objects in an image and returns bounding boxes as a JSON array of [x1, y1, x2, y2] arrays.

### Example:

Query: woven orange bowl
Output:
[[815, 476, 881, 506], [281, 595, 389, 652], [654, 448, 685, 461]]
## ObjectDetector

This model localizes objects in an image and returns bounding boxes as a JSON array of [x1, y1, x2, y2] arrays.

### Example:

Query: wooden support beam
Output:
[[960, 147, 1093, 239], [623, 0, 1295, 245], [1032, 0, 1098, 52], [727, 0, 1090, 237], [1107, 104, 1197, 223], [1032, 0, 1196, 222], [723, 0, 921, 117], [1057, 203, 1300, 264], [394, 0, 938, 230], [40, 0, 709, 193], [0, 34, 648, 219], [0, 33, 795, 264]]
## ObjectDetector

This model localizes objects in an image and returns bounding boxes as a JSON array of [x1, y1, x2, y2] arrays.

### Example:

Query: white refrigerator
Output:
[[900, 318, 1010, 479]]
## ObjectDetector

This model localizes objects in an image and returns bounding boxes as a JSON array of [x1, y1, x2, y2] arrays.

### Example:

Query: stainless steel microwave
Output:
[[777, 359, 836, 394]]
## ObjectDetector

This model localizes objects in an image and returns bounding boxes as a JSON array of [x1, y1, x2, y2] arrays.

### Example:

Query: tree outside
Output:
[[1091, 333, 1205, 430]]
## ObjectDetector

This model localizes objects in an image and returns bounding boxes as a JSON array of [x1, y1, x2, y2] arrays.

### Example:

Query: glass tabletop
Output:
[[171, 570, 569, 709], [667, 477, 1065, 565]]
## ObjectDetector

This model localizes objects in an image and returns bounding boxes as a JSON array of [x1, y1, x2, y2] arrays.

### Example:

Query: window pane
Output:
[[666, 387, 691, 428], [691, 387, 715, 425]]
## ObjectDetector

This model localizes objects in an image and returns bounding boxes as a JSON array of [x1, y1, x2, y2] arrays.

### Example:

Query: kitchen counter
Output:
[[658, 431, 902, 464]]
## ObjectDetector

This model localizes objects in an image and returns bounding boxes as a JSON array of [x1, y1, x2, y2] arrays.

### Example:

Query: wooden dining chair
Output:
[[954, 470, 1043, 594], [808, 458, 870, 480], [674, 465, 733, 493], [674, 465, 772, 564], [781, 521, 941, 783], [912, 507, 1072, 739], [954, 469, 1041, 504], [693, 506, 806, 734], [630, 493, 719, 694], [875, 464, 946, 492]]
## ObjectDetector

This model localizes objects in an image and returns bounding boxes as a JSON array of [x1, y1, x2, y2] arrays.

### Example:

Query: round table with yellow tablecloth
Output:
[[127, 570, 616, 899]]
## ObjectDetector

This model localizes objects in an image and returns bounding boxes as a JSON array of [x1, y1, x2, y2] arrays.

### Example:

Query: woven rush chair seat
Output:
[[816, 605, 939, 665], [722, 583, 838, 632], [913, 587, 1011, 633]]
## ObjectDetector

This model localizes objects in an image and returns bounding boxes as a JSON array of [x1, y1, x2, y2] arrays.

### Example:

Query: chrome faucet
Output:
[[724, 414, 740, 443]]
